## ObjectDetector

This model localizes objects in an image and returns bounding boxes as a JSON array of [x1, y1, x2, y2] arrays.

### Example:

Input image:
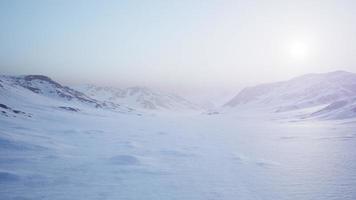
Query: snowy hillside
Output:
[[75, 84, 200, 111], [0, 75, 135, 118], [309, 98, 356, 119], [224, 71, 356, 119]]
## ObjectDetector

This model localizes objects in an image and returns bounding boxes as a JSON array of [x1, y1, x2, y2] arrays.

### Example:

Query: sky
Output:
[[1, 0, 356, 98]]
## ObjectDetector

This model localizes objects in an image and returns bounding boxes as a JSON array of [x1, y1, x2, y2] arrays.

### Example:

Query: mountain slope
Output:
[[224, 71, 356, 119], [15, 75, 102, 107], [0, 75, 134, 118], [75, 85, 200, 111]]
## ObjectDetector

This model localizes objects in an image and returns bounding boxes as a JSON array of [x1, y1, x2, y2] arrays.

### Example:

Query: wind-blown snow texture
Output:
[[1, 73, 356, 200]]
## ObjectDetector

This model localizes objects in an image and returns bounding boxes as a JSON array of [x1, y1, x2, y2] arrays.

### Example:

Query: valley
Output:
[[1, 72, 356, 200]]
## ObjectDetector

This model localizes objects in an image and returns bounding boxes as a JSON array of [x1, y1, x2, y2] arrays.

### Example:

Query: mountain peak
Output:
[[23, 75, 53, 82]]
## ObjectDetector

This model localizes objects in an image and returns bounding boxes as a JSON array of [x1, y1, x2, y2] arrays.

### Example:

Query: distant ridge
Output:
[[74, 84, 200, 111]]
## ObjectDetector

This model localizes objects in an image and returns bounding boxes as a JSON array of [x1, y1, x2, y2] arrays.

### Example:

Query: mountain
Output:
[[74, 85, 200, 111], [0, 75, 134, 118], [224, 71, 356, 119]]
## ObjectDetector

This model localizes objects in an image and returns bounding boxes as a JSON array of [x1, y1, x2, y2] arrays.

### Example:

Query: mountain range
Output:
[[0, 75, 199, 119], [1, 71, 356, 120], [74, 85, 200, 111]]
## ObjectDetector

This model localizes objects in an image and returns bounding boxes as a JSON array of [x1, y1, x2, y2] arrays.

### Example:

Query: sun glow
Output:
[[289, 40, 309, 60]]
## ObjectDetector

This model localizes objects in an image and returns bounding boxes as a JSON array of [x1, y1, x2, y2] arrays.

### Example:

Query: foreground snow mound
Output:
[[75, 84, 200, 111], [224, 71, 356, 119]]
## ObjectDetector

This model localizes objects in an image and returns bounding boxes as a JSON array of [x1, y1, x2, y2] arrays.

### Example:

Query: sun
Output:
[[289, 41, 309, 60]]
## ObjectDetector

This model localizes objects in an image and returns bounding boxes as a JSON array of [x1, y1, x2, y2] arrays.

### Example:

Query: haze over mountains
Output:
[[1, 71, 356, 120], [74, 85, 200, 111]]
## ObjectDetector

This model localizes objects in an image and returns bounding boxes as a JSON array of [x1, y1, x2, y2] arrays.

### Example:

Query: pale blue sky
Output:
[[1, 0, 356, 93]]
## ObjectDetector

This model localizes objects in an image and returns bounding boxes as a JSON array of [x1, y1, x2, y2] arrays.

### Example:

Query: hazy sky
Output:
[[1, 0, 356, 95]]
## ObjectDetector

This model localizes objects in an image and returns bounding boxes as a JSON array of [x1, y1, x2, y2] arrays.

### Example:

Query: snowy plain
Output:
[[1, 107, 356, 200]]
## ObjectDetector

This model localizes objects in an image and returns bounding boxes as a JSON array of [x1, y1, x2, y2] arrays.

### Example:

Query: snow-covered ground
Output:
[[1, 107, 356, 200], [1, 73, 356, 199]]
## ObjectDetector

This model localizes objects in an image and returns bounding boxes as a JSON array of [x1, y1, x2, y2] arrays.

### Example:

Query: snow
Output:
[[1, 105, 356, 199], [74, 84, 200, 111], [223, 71, 356, 119], [1, 73, 356, 199]]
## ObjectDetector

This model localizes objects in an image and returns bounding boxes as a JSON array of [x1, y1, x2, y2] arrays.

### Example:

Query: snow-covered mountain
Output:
[[74, 84, 200, 111], [224, 71, 356, 119], [0, 75, 134, 118]]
